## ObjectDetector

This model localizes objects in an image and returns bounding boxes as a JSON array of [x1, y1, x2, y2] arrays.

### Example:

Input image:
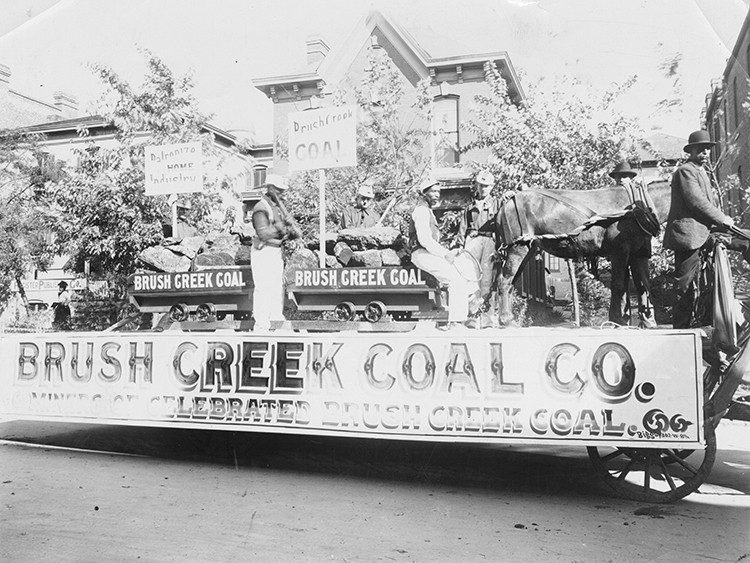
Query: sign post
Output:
[[288, 105, 357, 266]]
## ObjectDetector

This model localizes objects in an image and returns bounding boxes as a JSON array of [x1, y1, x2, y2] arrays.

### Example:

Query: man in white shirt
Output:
[[409, 176, 478, 328]]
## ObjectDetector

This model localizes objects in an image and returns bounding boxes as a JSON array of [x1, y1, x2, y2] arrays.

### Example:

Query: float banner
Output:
[[145, 141, 203, 195], [0, 329, 703, 447], [288, 105, 357, 171]]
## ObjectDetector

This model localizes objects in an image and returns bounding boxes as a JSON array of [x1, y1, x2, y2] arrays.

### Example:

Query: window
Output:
[[432, 94, 459, 167], [252, 165, 267, 188], [546, 254, 561, 273]]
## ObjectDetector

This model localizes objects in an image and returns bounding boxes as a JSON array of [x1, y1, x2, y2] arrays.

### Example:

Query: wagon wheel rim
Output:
[[587, 421, 716, 503], [364, 301, 386, 323]]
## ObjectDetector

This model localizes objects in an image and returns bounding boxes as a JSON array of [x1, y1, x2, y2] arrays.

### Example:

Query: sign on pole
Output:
[[145, 141, 203, 196], [288, 105, 357, 172], [288, 105, 357, 266]]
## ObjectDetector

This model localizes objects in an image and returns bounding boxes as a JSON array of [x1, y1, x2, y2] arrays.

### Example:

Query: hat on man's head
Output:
[[264, 174, 289, 191], [419, 176, 440, 193], [476, 170, 495, 186], [609, 162, 637, 179], [357, 184, 375, 199], [683, 130, 716, 152], [176, 199, 192, 210], [58, 281, 68, 289]]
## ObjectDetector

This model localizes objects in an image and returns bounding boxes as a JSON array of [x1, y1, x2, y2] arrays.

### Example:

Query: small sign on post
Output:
[[288, 105, 357, 266], [144, 141, 203, 196]]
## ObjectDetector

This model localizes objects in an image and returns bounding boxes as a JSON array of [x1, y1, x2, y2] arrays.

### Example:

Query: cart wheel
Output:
[[364, 300, 387, 323], [334, 301, 356, 322], [587, 421, 716, 503]]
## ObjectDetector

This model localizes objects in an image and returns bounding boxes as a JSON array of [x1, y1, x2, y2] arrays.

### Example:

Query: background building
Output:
[[0, 63, 79, 128], [704, 7, 750, 223]]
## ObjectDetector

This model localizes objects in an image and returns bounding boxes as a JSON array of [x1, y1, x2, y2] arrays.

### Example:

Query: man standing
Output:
[[409, 176, 478, 329], [341, 183, 379, 229], [459, 170, 498, 324], [251, 174, 294, 331], [664, 130, 735, 329], [608, 162, 656, 328]]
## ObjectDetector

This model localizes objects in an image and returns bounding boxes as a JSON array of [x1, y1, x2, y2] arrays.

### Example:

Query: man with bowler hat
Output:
[[664, 130, 750, 328]]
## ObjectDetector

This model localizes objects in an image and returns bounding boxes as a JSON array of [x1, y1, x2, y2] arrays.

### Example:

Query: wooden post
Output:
[[319, 169, 326, 267], [567, 258, 580, 327]]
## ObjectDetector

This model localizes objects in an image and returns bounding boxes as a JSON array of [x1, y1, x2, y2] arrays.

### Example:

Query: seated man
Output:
[[341, 183, 379, 229], [409, 176, 478, 329]]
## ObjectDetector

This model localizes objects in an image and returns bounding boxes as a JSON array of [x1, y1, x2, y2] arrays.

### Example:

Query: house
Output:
[[252, 10, 524, 179], [703, 7, 750, 223]]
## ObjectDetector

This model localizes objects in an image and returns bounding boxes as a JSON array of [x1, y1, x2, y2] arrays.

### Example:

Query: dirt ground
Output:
[[1, 418, 749, 563]]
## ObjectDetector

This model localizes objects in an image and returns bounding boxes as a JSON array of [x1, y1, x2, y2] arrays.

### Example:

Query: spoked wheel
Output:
[[587, 421, 716, 503]]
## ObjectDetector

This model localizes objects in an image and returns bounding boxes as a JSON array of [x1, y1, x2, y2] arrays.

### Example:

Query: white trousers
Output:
[[411, 249, 478, 322], [251, 245, 285, 331], [464, 235, 495, 298]]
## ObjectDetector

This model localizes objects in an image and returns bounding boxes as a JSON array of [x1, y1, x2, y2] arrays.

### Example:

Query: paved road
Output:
[[1, 419, 749, 563]]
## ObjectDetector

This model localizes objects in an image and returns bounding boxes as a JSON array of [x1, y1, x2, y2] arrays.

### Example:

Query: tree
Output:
[[51, 51, 246, 301], [464, 63, 645, 192], [0, 128, 57, 317]]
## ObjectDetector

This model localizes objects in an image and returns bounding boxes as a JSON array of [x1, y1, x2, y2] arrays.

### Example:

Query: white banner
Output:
[[145, 141, 203, 195], [0, 329, 703, 447], [288, 105, 357, 171]]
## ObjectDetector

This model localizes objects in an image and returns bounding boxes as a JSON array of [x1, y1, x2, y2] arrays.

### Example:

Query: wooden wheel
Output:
[[587, 421, 716, 503]]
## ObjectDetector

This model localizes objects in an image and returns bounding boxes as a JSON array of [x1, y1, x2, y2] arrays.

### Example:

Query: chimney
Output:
[[306, 35, 329, 67], [54, 91, 79, 119]]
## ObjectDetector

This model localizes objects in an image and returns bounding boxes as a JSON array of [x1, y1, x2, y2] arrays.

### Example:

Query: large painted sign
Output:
[[0, 329, 703, 447], [287, 105, 357, 171]]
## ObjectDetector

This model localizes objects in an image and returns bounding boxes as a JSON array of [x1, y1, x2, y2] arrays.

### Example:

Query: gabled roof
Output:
[[253, 10, 524, 104]]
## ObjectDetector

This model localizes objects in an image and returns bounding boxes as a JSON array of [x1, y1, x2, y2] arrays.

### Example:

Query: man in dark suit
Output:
[[664, 130, 749, 328]]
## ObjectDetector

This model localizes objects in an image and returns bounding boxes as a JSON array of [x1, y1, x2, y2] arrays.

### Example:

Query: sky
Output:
[[0, 0, 748, 144]]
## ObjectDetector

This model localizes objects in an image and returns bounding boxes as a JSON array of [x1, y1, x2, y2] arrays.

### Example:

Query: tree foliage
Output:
[[0, 129, 57, 315], [51, 50, 242, 298], [464, 64, 646, 193]]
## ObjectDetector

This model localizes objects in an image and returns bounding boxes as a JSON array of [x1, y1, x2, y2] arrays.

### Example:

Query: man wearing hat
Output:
[[174, 199, 197, 239], [409, 176, 478, 328], [458, 170, 499, 324], [251, 174, 294, 331], [608, 161, 657, 328], [664, 130, 738, 328], [341, 183, 379, 229]]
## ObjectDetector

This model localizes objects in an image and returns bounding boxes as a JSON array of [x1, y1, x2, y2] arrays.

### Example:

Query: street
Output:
[[2, 418, 749, 563]]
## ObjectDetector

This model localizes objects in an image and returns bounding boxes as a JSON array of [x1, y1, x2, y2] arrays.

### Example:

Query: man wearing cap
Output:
[[458, 170, 498, 322], [251, 174, 294, 331], [341, 183, 379, 229], [409, 176, 478, 328], [664, 130, 744, 328], [608, 162, 657, 328]]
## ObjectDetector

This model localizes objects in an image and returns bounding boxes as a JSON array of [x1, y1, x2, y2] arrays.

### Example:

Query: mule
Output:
[[493, 181, 671, 326]]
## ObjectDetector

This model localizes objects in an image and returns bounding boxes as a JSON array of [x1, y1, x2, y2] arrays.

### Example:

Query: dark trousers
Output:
[[672, 232, 750, 329]]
